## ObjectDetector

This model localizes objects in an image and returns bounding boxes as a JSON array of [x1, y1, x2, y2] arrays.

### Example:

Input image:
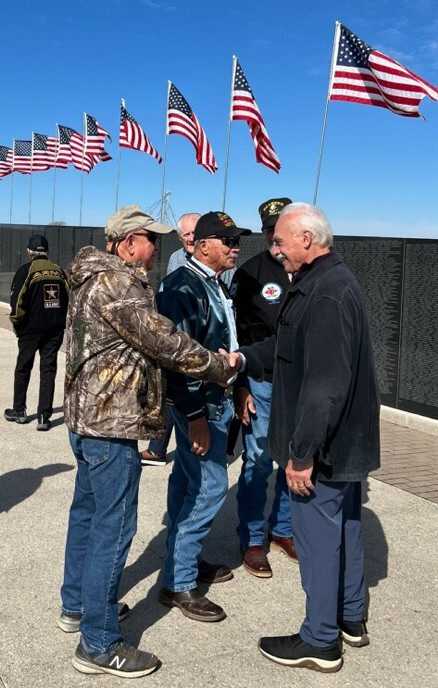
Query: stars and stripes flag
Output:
[[167, 83, 217, 174], [329, 23, 438, 117], [13, 140, 32, 174], [84, 113, 112, 163], [57, 125, 94, 173], [119, 100, 162, 163], [31, 133, 59, 171], [231, 58, 281, 173], [0, 145, 13, 178]]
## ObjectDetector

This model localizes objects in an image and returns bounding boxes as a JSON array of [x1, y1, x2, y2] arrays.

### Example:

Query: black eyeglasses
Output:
[[206, 235, 240, 248]]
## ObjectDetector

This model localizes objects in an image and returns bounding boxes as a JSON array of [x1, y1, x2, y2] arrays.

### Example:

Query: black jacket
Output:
[[157, 258, 234, 421], [240, 252, 380, 482], [10, 257, 69, 336]]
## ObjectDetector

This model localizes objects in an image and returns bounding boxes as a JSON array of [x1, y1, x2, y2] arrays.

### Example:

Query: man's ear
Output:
[[303, 230, 313, 249]]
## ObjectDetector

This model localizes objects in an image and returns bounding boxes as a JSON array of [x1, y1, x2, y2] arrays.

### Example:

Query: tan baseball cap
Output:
[[105, 204, 173, 241]]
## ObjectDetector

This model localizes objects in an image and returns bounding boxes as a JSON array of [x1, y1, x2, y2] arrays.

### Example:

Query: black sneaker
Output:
[[140, 450, 166, 467], [72, 640, 160, 678], [259, 633, 343, 673], [37, 413, 51, 431], [339, 619, 369, 647], [4, 408, 28, 424], [58, 603, 131, 633]]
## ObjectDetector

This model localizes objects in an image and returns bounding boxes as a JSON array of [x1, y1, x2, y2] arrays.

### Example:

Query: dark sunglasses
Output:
[[132, 231, 159, 245], [207, 235, 240, 248]]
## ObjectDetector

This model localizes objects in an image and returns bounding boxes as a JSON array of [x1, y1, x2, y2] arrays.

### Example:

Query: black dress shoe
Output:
[[198, 560, 233, 584], [158, 587, 226, 622]]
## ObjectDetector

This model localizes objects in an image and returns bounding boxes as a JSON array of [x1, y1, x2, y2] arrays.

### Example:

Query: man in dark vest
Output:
[[4, 234, 69, 431]]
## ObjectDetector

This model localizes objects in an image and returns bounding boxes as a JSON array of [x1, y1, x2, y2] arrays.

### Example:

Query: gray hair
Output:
[[177, 212, 201, 234], [27, 248, 48, 258], [279, 202, 333, 248]]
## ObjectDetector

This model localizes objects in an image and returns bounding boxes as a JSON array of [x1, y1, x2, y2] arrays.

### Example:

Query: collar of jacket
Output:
[[290, 251, 342, 295], [186, 256, 219, 282]]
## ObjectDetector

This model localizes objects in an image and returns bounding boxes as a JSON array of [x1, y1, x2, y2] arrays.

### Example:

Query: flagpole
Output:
[[159, 81, 171, 222], [79, 112, 86, 226], [222, 55, 237, 212], [9, 141, 15, 223], [115, 98, 124, 211], [9, 171, 14, 224], [313, 21, 341, 205], [51, 167, 57, 223], [29, 133, 34, 224]]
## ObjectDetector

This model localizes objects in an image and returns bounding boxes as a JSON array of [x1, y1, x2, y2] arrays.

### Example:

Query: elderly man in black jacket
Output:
[[239, 202, 380, 673]]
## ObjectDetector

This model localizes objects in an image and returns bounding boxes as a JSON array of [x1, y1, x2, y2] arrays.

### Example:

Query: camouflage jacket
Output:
[[64, 246, 231, 440]]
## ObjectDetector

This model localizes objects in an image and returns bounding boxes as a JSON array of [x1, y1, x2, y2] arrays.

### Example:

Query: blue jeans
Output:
[[291, 480, 365, 647], [163, 400, 233, 592], [148, 405, 174, 458], [237, 378, 292, 548], [61, 432, 141, 654]]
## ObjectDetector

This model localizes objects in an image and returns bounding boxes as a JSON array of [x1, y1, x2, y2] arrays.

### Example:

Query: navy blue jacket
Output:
[[157, 258, 233, 420], [240, 252, 380, 481]]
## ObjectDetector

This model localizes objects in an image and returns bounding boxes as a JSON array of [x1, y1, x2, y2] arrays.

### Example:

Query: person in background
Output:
[[232, 197, 297, 579], [60, 205, 235, 679], [4, 234, 69, 431], [157, 211, 250, 623], [141, 211, 235, 467]]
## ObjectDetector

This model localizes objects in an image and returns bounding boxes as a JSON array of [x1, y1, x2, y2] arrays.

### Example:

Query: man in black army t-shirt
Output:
[[4, 234, 68, 431], [232, 197, 297, 578]]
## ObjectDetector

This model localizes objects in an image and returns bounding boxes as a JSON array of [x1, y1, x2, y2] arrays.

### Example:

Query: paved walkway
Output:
[[1, 322, 438, 688]]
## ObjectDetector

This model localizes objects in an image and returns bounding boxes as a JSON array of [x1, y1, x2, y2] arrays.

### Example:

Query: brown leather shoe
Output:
[[270, 535, 299, 563], [158, 588, 226, 622], [242, 546, 272, 578], [198, 560, 234, 584]]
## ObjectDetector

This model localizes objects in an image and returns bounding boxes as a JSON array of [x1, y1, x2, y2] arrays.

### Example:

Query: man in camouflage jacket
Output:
[[60, 205, 234, 679]]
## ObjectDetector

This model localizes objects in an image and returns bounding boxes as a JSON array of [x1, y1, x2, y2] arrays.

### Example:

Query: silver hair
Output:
[[279, 202, 333, 248], [177, 212, 201, 234]]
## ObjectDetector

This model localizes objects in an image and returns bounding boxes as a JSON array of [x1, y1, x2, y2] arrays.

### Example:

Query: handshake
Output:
[[218, 348, 245, 385]]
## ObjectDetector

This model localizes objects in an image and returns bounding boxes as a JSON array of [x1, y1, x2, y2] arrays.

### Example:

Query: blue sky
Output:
[[1, 0, 438, 236]]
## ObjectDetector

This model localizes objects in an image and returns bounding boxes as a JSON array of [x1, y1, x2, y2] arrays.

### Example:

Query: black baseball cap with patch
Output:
[[28, 234, 49, 252], [194, 211, 252, 241], [258, 197, 292, 231]]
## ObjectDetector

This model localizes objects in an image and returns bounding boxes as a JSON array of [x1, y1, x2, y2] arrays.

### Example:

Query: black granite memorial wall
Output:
[[0, 224, 437, 419]]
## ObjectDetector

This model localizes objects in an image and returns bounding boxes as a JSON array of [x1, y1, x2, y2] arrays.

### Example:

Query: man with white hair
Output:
[[238, 203, 380, 673]]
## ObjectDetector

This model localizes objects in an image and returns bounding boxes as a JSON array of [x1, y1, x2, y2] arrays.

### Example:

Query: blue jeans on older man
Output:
[[163, 399, 234, 592], [237, 378, 292, 549], [61, 432, 141, 654]]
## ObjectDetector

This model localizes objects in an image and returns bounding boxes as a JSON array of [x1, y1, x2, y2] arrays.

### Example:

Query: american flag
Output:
[[0, 145, 13, 178], [119, 101, 162, 163], [330, 23, 438, 117], [84, 113, 112, 163], [57, 125, 94, 173], [167, 83, 217, 174], [231, 59, 281, 173], [32, 133, 57, 172], [13, 140, 32, 174]]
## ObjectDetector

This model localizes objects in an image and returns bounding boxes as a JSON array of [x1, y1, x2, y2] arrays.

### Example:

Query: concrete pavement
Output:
[[1, 327, 438, 688]]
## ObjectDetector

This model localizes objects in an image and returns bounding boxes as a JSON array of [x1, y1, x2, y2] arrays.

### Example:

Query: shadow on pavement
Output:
[[0, 463, 73, 513], [118, 470, 388, 645]]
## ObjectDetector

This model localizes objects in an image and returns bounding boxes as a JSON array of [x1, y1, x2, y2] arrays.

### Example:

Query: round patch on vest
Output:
[[261, 282, 282, 302]]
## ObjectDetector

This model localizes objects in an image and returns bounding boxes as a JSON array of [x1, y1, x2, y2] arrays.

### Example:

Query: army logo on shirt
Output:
[[261, 282, 282, 303], [43, 283, 60, 309]]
